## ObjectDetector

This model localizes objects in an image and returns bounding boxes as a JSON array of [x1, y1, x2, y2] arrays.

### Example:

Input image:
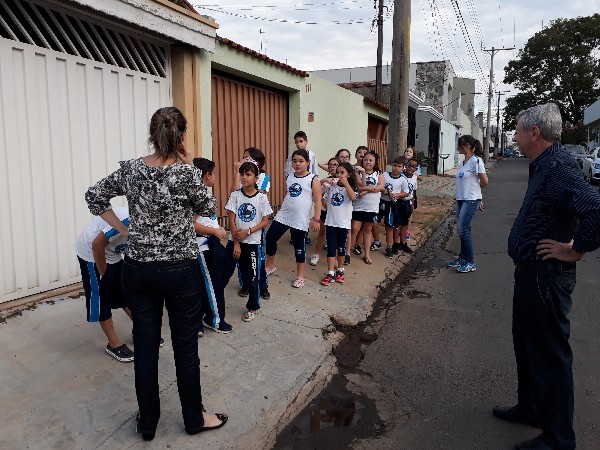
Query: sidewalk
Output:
[[0, 175, 456, 450]]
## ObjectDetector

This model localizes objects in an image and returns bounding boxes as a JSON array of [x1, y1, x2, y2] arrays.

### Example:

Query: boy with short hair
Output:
[[193, 158, 233, 335], [397, 160, 418, 254], [284, 131, 319, 177], [76, 207, 134, 362], [380, 157, 411, 258]]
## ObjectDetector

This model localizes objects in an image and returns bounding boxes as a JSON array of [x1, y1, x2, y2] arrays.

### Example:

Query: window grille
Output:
[[0, 0, 167, 77]]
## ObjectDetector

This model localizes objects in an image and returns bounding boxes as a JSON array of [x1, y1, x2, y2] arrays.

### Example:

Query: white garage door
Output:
[[0, 1, 172, 303]]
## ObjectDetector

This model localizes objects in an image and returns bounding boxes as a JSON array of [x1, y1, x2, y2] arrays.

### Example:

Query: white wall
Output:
[[439, 120, 459, 173]]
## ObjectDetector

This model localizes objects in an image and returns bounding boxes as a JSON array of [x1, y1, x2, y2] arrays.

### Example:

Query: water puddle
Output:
[[274, 217, 454, 449]]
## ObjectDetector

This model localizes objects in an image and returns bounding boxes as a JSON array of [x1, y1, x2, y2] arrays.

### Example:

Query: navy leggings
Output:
[[265, 220, 307, 263], [325, 226, 348, 258]]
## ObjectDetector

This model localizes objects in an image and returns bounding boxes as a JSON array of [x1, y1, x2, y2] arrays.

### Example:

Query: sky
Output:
[[192, 1, 597, 124]]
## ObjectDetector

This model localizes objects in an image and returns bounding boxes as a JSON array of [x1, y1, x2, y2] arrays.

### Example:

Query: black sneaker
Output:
[[344, 255, 351, 265], [401, 243, 414, 254], [392, 243, 400, 255], [306, 236, 313, 245], [385, 247, 394, 259], [261, 288, 271, 300], [370, 241, 382, 251], [204, 320, 233, 334], [353, 245, 362, 255], [238, 287, 249, 297], [106, 344, 134, 362]]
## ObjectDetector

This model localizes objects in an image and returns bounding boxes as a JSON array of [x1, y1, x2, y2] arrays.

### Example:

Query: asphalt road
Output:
[[276, 158, 600, 449]]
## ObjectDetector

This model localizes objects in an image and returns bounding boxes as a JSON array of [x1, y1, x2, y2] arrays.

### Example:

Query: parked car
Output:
[[589, 147, 600, 185], [563, 144, 593, 182]]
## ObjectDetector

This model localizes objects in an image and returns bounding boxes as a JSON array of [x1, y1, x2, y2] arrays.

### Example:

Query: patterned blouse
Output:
[[85, 158, 217, 262]]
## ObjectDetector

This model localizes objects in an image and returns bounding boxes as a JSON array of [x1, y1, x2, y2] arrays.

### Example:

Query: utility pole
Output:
[[388, 0, 411, 164], [482, 46, 515, 162], [495, 90, 510, 155], [375, 0, 385, 102]]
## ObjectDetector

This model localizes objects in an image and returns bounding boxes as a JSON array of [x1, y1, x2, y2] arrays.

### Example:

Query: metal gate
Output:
[[0, 37, 171, 303], [211, 73, 288, 226]]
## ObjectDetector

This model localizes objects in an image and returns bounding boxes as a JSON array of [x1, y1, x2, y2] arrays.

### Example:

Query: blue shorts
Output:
[[390, 200, 412, 227], [78, 257, 127, 322]]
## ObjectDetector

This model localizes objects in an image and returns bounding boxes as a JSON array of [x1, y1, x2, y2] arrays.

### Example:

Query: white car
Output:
[[563, 144, 593, 183], [589, 147, 600, 185]]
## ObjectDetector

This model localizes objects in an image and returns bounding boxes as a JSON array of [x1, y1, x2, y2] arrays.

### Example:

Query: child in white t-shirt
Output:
[[75, 206, 135, 362], [320, 162, 358, 286], [223, 160, 273, 322], [192, 158, 231, 335], [309, 157, 340, 266], [381, 157, 411, 258], [231, 147, 271, 299], [350, 151, 384, 265], [265, 149, 322, 288]]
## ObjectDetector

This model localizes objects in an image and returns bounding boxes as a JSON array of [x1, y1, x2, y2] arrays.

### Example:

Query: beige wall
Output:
[[298, 75, 378, 177], [172, 45, 203, 156]]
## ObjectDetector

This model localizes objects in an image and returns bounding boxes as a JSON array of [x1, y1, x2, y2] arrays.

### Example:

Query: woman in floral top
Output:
[[85, 107, 228, 440]]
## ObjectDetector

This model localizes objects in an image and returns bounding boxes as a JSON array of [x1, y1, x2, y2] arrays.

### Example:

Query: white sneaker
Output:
[[309, 254, 320, 266]]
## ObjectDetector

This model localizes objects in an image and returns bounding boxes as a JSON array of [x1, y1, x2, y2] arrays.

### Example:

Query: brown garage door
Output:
[[211, 73, 288, 226], [367, 115, 388, 168]]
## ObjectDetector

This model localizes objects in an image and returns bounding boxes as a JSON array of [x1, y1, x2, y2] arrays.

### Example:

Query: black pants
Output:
[[224, 241, 261, 311], [122, 256, 205, 434], [512, 264, 576, 450], [197, 235, 228, 329]]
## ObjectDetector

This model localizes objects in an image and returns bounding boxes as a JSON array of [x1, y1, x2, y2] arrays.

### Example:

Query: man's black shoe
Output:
[[514, 434, 553, 450], [260, 288, 271, 300], [238, 287, 249, 297], [493, 405, 541, 428]]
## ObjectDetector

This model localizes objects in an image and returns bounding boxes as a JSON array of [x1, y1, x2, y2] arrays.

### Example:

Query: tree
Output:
[[503, 14, 600, 130]]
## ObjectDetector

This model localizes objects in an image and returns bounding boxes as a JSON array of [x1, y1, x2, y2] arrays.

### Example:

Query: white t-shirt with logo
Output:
[[381, 172, 408, 202], [403, 173, 417, 201], [353, 171, 381, 212], [195, 214, 220, 252], [325, 183, 356, 229], [225, 190, 273, 244], [76, 207, 129, 264], [455, 156, 486, 200], [274, 173, 317, 231]]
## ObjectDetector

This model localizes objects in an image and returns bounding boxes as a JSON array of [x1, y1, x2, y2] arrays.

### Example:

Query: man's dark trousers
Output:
[[512, 264, 576, 450]]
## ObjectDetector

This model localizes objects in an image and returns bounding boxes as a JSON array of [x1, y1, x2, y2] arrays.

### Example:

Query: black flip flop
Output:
[[186, 413, 229, 435]]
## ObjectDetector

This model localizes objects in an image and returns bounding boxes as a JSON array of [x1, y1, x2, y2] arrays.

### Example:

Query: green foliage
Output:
[[503, 14, 600, 130]]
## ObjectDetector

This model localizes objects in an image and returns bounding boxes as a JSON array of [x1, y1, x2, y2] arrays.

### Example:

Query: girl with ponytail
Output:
[[447, 134, 489, 273]]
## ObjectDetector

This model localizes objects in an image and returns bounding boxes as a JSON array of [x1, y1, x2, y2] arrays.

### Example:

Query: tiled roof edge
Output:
[[218, 37, 309, 77]]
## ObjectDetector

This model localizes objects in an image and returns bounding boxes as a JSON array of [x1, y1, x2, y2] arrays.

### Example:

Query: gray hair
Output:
[[516, 103, 562, 141]]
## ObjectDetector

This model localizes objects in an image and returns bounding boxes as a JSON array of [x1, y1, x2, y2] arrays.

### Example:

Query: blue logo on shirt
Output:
[[210, 214, 217, 220], [238, 203, 257, 222], [366, 176, 377, 186], [289, 183, 302, 197], [458, 171, 465, 178], [331, 192, 344, 206], [385, 182, 393, 192]]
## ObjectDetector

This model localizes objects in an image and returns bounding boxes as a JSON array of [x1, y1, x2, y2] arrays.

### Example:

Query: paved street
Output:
[[276, 158, 600, 449]]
